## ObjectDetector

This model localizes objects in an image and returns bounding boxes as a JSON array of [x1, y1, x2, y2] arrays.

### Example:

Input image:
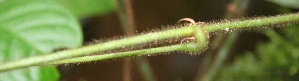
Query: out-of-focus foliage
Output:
[[0, 0, 82, 81], [54, 0, 116, 18], [215, 0, 299, 81], [216, 25, 299, 81], [267, 0, 299, 9]]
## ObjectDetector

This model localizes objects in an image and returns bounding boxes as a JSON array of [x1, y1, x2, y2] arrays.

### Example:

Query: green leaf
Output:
[[267, 0, 299, 9], [0, 0, 82, 81], [54, 0, 116, 18]]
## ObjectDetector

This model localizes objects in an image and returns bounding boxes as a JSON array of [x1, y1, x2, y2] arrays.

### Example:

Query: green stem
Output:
[[204, 13, 299, 32], [0, 26, 195, 72], [0, 13, 299, 72], [49, 26, 209, 65], [47, 43, 193, 65]]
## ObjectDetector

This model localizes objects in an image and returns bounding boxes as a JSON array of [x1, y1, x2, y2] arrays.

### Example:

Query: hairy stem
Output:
[[47, 43, 194, 65], [0, 13, 299, 72], [204, 13, 299, 32], [0, 26, 195, 72]]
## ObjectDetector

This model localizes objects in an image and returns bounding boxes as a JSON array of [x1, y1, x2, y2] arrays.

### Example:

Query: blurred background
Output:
[[57, 0, 299, 81]]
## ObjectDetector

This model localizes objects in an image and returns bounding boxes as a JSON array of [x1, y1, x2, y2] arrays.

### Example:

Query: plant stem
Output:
[[0, 26, 195, 72], [0, 13, 299, 72], [47, 43, 193, 65], [48, 26, 209, 65], [204, 13, 299, 32], [115, 0, 136, 80]]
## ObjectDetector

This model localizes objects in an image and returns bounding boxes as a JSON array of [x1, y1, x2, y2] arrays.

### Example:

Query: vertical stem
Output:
[[123, 60, 132, 81], [115, 0, 133, 81], [116, 0, 155, 81], [123, 0, 136, 35], [123, 0, 133, 80]]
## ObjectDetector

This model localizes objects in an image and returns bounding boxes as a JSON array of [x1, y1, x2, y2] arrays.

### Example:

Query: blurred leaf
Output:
[[216, 25, 299, 81], [0, 0, 82, 81], [54, 0, 116, 18], [267, 0, 299, 9]]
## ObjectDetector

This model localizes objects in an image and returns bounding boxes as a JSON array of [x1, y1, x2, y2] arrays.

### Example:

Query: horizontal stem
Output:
[[0, 26, 195, 72], [48, 43, 195, 65], [49, 26, 209, 65], [204, 13, 299, 32], [1, 13, 299, 72], [48, 13, 299, 65]]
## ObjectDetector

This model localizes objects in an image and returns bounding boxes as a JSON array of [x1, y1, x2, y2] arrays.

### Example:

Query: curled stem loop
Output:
[[180, 26, 209, 53]]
